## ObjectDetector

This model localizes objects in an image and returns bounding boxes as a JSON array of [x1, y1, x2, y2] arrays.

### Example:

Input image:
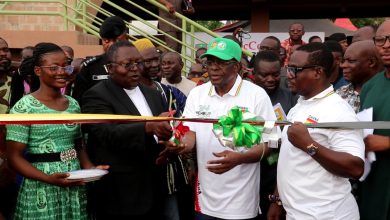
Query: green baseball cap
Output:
[[200, 37, 242, 62]]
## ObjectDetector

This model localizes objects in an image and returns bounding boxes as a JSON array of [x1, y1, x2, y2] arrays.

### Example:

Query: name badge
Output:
[[92, 75, 108, 80]]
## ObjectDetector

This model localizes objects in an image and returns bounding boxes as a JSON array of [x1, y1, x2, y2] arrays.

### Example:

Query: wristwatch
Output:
[[306, 143, 318, 156]]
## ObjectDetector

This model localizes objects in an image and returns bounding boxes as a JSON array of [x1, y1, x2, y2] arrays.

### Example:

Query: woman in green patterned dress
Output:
[[6, 43, 103, 219]]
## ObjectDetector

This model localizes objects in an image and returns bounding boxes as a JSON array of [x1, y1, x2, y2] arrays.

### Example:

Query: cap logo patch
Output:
[[217, 42, 226, 50], [210, 41, 218, 49]]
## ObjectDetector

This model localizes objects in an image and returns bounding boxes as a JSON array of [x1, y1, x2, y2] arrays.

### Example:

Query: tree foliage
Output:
[[193, 18, 389, 32], [350, 18, 386, 28], [194, 20, 223, 32]]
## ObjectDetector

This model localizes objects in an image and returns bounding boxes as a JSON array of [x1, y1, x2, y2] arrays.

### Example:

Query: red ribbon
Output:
[[173, 121, 189, 144]]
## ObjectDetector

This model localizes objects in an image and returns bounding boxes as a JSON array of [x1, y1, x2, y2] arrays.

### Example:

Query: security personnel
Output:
[[72, 16, 128, 104]]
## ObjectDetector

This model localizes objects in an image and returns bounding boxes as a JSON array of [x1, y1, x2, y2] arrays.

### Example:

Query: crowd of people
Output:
[[0, 9, 389, 220]]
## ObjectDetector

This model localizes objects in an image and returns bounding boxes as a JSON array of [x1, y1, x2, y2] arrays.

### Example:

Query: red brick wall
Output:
[[0, 1, 76, 31]]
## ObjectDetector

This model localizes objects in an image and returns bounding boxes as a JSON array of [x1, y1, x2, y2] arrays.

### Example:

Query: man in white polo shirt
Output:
[[269, 43, 364, 220], [161, 51, 196, 96], [167, 38, 279, 220]]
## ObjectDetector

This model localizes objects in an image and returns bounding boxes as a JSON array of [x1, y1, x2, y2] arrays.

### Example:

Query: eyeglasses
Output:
[[110, 61, 144, 70], [40, 65, 74, 74], [373, 35, 390, 47], [286, 65, 320, 78], [206, 60, 237, 68]]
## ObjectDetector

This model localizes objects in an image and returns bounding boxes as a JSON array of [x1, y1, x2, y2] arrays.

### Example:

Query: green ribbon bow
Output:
[[213, 106, 264, 148]]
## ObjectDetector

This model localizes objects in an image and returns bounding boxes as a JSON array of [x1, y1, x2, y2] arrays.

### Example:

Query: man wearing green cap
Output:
[[165, 37, 279, 219]]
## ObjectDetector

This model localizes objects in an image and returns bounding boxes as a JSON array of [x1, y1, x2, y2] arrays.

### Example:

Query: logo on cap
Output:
[[217, 42, 227, 50], [210, 41, 218, 49]]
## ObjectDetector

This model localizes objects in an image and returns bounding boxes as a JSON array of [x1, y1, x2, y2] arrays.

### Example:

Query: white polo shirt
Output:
[[183, 75, 278, 219], [277, 86, 364, 220]]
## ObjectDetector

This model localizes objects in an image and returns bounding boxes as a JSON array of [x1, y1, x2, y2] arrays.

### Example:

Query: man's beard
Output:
[[149, 68, 161, 81], [0, 60, 11, 72], [150, 75, 159, 81], [150, 74, 162, 82]]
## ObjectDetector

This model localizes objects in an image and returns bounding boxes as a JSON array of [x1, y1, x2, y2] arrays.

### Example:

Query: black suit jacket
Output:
[[81, 79, 166, 217]]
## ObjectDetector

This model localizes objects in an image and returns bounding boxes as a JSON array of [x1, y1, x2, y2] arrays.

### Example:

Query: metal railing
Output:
[[0, 0, 252, 72]]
